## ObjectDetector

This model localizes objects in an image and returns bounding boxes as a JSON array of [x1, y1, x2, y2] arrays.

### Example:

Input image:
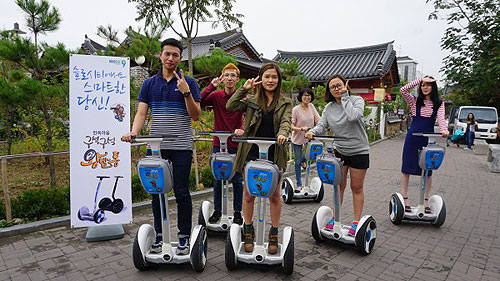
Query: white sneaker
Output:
[[464, 147, 469, 150]]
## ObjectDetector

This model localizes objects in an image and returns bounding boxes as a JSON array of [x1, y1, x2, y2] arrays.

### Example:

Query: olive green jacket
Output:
[[226, 87, 293, 173]]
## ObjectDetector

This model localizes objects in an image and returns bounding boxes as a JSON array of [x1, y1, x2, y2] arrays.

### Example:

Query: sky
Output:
[[0, 0, 450, 83]]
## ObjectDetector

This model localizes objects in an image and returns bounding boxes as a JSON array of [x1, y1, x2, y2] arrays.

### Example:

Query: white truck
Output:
[[453, 106, 498, 141]]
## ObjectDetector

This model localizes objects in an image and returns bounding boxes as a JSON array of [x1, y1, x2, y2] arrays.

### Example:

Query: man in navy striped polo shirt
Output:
[[122, 38, 201, 255]]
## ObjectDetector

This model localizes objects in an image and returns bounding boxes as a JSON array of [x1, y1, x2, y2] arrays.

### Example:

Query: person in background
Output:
[[290, 87, 320, 192], [464, 113, 478, 150]]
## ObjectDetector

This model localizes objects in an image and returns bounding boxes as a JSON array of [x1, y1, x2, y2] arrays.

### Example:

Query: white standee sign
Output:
[[69, 54, 132, 228]]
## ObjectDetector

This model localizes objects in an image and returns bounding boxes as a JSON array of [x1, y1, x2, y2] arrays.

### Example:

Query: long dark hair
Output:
[[416, 76, 441, 110], [254, 63, 283, 114], [467, 113, 475, 124], [324, 74, 352, 103]]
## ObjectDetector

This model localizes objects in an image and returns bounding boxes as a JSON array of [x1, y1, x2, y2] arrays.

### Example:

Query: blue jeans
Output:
[[293, 144, 305, 187], [147, 149, 193, 238], [466, 131, 475, 149], [212, 146, 243, 213]]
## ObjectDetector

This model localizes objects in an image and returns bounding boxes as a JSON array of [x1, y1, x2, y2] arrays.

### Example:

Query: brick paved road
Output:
[[1, 135, 499, 280]]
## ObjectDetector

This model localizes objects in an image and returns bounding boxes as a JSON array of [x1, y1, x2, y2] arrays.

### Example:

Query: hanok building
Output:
[[183, 28, 266, 78], [80, 28, 266, 82], [274, 42, 400, 102]]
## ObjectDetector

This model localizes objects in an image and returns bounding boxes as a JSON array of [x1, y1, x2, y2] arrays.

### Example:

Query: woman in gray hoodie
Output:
[[306, 74, 369, 236]]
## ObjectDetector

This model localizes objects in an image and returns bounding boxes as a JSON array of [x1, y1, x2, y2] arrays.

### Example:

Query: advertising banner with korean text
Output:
[[69, 54, 131, 227]]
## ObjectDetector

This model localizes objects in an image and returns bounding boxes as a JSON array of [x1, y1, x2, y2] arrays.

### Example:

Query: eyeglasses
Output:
[[329, 83, 344, 90]]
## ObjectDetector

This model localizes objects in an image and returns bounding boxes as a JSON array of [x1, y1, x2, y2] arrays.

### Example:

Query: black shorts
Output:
[[334, 151, 370, 169]]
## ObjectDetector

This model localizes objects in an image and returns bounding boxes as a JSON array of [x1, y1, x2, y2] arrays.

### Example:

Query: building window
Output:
[[404, 66, 409, 82]]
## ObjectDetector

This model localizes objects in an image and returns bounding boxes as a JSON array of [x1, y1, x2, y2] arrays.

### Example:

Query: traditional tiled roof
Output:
[[274, 42, 399, 83], [183, 28, 262, 62], [81, 35, 107, 55]]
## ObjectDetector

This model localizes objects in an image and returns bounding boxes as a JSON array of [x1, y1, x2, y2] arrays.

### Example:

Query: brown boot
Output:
[[268, 229, 279, 254], [243, 225, 255, 252]]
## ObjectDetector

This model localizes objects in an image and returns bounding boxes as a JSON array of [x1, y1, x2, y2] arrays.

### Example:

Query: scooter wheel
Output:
[[389, 194, 404, 225], [282, 229, 294, 274], [225, 229, 237, 270], [93, 209, 105, 224], [355, 217, 376, 255], [314, 183, 324, 203], [432, 201, 446, 228], [311, 209, 324, 242], [132, 234, 149, 271], [98, 197, 112, 210], [112, 199, 124, 213], [190, 226, 207, 272]]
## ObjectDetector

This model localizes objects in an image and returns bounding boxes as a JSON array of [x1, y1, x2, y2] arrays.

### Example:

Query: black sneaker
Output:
[[208, 210, 222, 224], [151, 234, 162, 253], [233, 212, 243, 225], [176, 236, 190, 255]]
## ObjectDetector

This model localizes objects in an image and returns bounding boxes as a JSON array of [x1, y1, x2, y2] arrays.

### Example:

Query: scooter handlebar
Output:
[[412, 133, 443, 137], [131, 134, 179, 142], [232, 136, 290, 145], [198, 131, 234, 137]]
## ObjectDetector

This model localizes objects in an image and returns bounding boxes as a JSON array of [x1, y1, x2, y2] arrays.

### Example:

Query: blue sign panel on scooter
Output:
[[139, 167, 164, 193], [246, 169, 273, 197], [309, 144, 323, 161], [317, 162, 335, 185], [425, 151, 444, 170], [212, 161, 233, 180]]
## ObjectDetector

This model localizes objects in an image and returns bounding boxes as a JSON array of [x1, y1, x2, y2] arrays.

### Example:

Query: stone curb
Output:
[[0, 133, 399, 238]]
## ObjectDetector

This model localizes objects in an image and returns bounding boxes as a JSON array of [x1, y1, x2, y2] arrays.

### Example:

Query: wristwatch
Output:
[[182, 91, 191, 98]]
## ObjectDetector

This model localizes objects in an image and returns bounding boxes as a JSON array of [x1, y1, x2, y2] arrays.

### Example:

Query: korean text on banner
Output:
[[69, 54, 132, 228]]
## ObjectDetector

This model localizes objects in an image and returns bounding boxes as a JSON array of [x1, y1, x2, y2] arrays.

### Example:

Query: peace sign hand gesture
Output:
[[341, 80, 349, 95], [243, 76, 262, 90], [211, 73, 226, 88], [174, 69, 190, 94]]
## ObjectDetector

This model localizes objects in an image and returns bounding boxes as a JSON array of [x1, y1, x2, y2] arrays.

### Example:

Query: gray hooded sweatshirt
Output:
[[310, 93, 369, 156]]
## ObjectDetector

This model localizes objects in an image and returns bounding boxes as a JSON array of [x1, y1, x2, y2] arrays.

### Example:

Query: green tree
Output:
[[427, 0, 500, 109], [0, 0, 67, 186], [16, 0, 61, 68], [279, 57, 310, 99], [128, 0, 244, 74], [0, 69, 25, 155], [194, 47, 237, 77]]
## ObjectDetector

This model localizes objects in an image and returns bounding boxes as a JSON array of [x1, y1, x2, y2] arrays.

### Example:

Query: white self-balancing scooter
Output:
[[131, 135, 207, 272], [389, 133, 446, 227], [311, 135, 377, 255], [225, 137, 294, 274], [282, 140, 324, 204], [198, 131, 239, 232]]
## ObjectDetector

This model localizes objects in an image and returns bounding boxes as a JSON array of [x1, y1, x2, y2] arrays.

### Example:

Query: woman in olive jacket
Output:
[[226, 62, 292, 255]]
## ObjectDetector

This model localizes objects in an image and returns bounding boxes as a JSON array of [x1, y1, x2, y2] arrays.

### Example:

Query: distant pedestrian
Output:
[[464, 113, 478, 150]]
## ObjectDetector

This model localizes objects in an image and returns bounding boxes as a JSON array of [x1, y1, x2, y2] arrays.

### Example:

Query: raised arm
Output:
[[341, 93, 364, 121], [437, 102, 448, 134], [400, 79, 420, 109], [309, 106, 330, 136], [226, 87, 249, 112]]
